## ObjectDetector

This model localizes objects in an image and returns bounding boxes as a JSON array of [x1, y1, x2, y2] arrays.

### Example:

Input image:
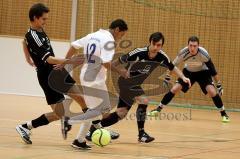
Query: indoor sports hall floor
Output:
[[0, 94, 240, 159]]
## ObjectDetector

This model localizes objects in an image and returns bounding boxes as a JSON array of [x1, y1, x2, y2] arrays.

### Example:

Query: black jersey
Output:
[[25, 28, 54, 70], [118, 46, 175, 84]]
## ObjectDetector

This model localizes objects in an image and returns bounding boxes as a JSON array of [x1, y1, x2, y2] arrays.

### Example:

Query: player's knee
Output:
[[51, 110, 62, 119], [102, 112, 110, 119], [53, 113, 61, 120], [116, 108, 128, 119], [135, 96, 149, 104], [171, 83, 182, 94], [206, 85, 217, 97], [51, 103, 64, 119]]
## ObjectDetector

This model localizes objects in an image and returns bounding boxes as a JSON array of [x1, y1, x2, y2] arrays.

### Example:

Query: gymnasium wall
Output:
[[0, 0, 239, 108], [0, 36, 70, 97], [76, 0, 240, 108]]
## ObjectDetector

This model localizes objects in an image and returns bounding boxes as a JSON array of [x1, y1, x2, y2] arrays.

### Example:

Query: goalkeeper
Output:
[[149, 36, 230, 123]]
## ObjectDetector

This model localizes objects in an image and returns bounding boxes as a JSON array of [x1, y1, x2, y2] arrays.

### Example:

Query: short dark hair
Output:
[[149, 32, 165, 45], [29, 3, 49, 21], [109, 19, 128, 31], [188, 36, 199, 44]]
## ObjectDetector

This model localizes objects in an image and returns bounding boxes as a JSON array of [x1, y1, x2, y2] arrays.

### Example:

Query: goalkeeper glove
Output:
[[216, 81, 223, 96], [163, 74, 171, 89]]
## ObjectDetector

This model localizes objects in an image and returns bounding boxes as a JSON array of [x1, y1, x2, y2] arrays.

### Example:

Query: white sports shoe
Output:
[[16, 125, 32, 144]]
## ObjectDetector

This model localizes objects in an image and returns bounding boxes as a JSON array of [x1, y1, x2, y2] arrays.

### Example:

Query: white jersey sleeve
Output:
[[71, 36, 88, 49]]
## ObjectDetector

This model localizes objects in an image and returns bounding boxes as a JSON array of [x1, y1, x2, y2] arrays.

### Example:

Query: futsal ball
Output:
[[91, 129, 111, 147]]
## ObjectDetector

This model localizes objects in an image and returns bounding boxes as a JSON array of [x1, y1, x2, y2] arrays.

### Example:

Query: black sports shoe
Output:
[[85, 126, 120, 141], [71, 139, 91, 150], [108, 129, 120, 140], [85, 125, 96, 141], [61, 116, 72, 140], [138, 131, 155, 143], [16, 125, 32, 144]]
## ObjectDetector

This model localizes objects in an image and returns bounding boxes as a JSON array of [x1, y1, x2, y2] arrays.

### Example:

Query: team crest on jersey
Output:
[[138, 65, 151, 74]]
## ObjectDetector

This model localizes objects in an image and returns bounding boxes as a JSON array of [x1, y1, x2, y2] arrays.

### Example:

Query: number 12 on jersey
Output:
[[86, 43, 96, 63]]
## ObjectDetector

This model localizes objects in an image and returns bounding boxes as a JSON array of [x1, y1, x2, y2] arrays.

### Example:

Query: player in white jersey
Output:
[[149, 36, 230, 123], [60, 19, 128, 149]]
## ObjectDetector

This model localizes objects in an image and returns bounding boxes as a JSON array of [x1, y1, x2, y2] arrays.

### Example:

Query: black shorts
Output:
[[37, 68, 75, 105], [117, 78, 145, 109], [177, 68, 214, 94]]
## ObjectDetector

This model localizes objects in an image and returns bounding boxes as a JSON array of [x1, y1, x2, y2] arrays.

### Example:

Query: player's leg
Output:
[[133, 86, 155, 143], [136, 101, 155, 143], [16, 88, 65, 144], [96, 85, 140, 138], [148, 83, 183, 116], [93, 97, 154, 143], [67, 84, 88, 112], [62, 83, 112, 139], [71, 84, 110, 149], [71, 121, 92, 150], [198, 72, 230, 122], [85, 111, 120, 141], [85, 97, 131, 141], [148, 69, 194, 116]]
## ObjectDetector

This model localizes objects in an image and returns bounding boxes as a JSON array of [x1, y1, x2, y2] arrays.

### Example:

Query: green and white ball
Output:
[[91, 129, 111, 147]]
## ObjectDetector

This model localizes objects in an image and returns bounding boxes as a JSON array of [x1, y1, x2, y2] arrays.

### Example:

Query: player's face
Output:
[[149, 39, 163, 53], [188, 41, 199, 55], [34, 13, 48, 28], [113, 28, 127, 41]]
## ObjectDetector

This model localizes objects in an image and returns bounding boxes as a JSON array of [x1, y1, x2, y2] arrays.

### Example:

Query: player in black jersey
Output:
[[85, 32, 191, 143], [16, 3, 87, 144]]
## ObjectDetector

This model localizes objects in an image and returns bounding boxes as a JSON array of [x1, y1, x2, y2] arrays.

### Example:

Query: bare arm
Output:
[[46, 56, 69, 64], [110, 59, 125, 73], [22, 40, 35, 67], [46, 55, 84, 65], [172, 66, 191, 87], [102, 59, 129, 79], [65, 46, 78, 59], [53, 46, 83, 70], [172, 66, 184, 79]]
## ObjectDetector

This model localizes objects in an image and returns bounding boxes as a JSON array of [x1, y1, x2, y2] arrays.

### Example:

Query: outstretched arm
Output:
[[172, 66, 191, 87], [103, 59, 129, 79]]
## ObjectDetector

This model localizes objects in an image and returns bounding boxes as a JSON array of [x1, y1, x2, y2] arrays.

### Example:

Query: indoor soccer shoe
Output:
[[85, 130, 92, 141], [222, 115, 230, 123], [71, 139, 91, 150], [61, 116, 72, 140], [108, 129, 120, 140], [220, 111, 230, 123], [16, 125, 32, 144], [147, 106, 162, 117], [138, 131, 155, 143]]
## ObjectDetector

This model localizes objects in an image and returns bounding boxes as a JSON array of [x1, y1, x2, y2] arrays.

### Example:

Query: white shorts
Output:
[[81, 81, 111, 111]]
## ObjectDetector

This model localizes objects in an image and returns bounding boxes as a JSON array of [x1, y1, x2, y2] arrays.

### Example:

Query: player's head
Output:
[[149, 32, 165, 53], [29, 3, 49, 28], [109, 19, 128, 41], [188, 36, 199, 55]]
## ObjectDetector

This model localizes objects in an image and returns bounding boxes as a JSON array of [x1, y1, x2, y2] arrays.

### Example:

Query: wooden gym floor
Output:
[[0, 94, 240, 159]]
